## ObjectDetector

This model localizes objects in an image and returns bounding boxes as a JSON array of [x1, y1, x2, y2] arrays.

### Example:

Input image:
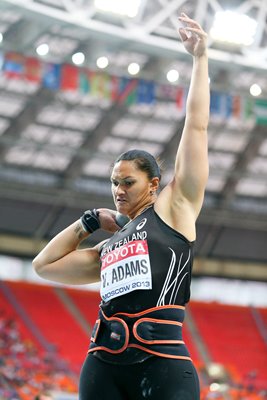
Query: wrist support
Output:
[[80, 209, 100, 233]]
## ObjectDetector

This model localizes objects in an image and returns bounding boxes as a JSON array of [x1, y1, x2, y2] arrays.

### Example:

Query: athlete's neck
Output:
[[130, 202, 154, 220]]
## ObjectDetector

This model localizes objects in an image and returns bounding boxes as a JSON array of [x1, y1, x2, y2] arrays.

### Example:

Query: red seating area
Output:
[[4, 281, 89, 370], [0, 286, 41, 350], [258, 307, 267, 326], [0, 286, 79, 399], [189, 301, 267, 389], [65, 287, 101, 333]]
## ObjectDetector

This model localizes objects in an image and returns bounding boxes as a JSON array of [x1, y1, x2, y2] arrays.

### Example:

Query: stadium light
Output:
[[96, 56, 109, 69], [72, 52, 85, 65], [167, 69, 179, 83], [210, 10, 257, 46], [128, 62, 140, 75], [94, 0, 142, 18], [250, 84, 262, 97], [36, 43, 49, 56]]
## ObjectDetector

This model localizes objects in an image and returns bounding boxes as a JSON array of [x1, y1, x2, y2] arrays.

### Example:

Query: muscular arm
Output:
[[32, 220, 101, 285], [174, 50, 209, 211], [32, 208, 120, 285], [155, 14, 210, 239]]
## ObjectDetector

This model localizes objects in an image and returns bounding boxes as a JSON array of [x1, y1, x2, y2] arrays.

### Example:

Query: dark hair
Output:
[[114, 149, 161, 181]]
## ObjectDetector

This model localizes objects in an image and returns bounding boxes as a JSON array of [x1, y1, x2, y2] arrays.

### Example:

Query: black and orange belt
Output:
[[88, 305, 191, 362]]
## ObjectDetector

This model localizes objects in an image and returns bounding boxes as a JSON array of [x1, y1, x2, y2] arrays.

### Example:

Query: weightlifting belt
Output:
[[88, 305, 191, 361]]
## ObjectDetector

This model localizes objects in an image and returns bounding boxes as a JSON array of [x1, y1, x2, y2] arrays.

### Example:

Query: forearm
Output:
[[32, 220, 88, 270], [186, 52, 210, 129], [174, 52, 210, 204]]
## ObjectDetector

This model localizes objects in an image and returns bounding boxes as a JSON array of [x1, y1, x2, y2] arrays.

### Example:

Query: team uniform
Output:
[[79, 206, 200, 399]]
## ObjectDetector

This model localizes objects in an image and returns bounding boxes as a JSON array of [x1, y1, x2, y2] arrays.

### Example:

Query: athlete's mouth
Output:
[[116, 198, 127, 203]]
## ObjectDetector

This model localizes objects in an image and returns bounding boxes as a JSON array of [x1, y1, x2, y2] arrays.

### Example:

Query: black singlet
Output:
[[100, 205, 194, 315], [89, 206, 195, 365]]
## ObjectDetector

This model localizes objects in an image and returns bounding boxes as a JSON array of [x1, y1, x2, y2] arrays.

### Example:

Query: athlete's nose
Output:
[[115, 184, 126, 195]]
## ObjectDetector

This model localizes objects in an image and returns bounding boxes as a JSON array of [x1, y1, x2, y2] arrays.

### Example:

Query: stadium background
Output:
[[0, 0, 266, 399]]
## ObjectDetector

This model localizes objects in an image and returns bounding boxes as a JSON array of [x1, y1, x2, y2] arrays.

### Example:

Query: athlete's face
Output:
[[111, 160, 158, 219]]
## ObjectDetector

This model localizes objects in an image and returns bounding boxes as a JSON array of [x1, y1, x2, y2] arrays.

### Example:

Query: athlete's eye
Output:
[[125, 181, 134, 187], [111, 179, 135, 187]]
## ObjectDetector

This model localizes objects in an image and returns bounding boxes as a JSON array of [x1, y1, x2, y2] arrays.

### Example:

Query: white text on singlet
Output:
[[100, 240, 152, 302]]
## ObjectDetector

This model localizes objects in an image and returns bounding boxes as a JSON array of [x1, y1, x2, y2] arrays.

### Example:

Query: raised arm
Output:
[[175, 13, 210, 209], [155, 13, 210, 240]]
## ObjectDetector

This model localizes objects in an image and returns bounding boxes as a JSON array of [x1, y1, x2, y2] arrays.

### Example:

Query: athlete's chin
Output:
[[116, 201, 130, 214]]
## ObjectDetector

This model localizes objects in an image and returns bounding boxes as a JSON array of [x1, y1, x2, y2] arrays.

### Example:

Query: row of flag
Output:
[[211, 91, 267, 126], [1, 51, 267, 125], [1, 52, 157, 105]]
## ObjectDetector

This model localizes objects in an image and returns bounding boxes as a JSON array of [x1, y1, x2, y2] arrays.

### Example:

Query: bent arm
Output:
[[32, 220, 101, 285]]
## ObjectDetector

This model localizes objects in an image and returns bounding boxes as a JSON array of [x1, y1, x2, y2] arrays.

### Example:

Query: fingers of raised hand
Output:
[[178, 13, 205, 35], [178, 27, 189, 42], [184, 26, 208, 40], [179, 12, 201, 28]]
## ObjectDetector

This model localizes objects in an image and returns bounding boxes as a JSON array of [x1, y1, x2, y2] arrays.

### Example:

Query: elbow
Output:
[[185, 112, 209, 132], [32, 257, 46, 277], [198, 113, 210, 131]]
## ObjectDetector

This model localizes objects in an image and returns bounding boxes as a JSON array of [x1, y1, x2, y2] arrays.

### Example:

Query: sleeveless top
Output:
[[99, 205, 194, 315], [90, 206, 195, 364]]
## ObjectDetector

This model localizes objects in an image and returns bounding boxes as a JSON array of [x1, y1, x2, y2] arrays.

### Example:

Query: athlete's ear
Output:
[[150, 177, 159, 193]]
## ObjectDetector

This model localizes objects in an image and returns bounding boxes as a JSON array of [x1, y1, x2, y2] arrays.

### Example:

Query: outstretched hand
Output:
[[178, 13, 208, 57]]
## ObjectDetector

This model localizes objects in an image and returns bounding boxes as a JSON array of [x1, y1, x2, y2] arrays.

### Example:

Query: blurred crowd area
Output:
[[0, 311, 78, 400], [200, 387, 267, 400], [1, 310, 266, 400]]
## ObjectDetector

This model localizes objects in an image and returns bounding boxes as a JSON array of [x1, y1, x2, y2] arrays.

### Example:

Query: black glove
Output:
[[80, 209, 100, 233]]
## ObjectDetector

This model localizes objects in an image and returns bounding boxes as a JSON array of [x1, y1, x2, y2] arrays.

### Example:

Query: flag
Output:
[[210, 91, 223, 116], [110, 76, 119, 101], [24, 57, 42, 82], [243, 97, 254, 121], [79, 69, 90, 94], [103, 74, 113, 99], [254, 99, 267, 125], [61, 64, 78, 90], [225, 95, 241, 119], [136, 80, 155, 104], [3, 52, 25, 78], [42, 63, 61, 90], [232, 95, 241, 119], [95, 73, 110, 99], [158, 84, 177, 100], [117, 77, 137, 105], [176, 87, 185, 110], [88, 71, 102, 97]]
